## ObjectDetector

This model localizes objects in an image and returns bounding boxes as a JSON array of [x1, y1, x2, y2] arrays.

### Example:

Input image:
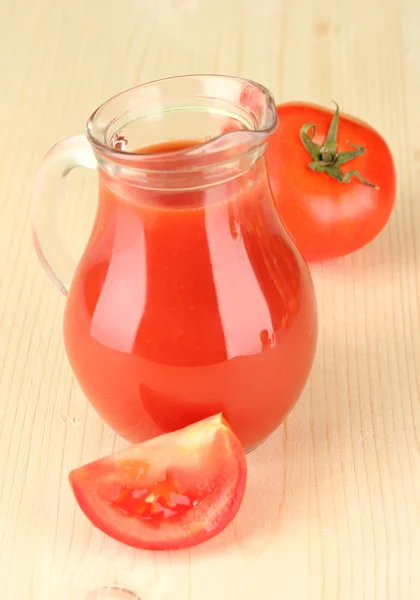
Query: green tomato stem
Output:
[[299, 103, 379, 189]]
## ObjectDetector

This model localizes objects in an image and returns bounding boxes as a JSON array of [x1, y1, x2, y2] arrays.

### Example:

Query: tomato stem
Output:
[[300, 102, 379, 189]]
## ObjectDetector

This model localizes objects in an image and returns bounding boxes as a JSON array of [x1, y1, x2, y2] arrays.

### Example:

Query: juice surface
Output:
[[64, 140, 317, 449]]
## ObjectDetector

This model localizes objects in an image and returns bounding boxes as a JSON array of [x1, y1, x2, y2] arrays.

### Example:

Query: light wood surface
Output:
[[1, 0, 420, 598]]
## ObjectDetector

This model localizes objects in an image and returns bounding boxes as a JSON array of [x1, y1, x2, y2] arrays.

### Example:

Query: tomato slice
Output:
[[69, 415, 247, 550]]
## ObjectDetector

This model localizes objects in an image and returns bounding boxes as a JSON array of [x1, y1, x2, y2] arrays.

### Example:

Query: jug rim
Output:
[[86, 74, 278, 168]]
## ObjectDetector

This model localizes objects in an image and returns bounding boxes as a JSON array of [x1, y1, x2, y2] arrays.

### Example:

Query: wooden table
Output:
[[1, 0, 419, 598]]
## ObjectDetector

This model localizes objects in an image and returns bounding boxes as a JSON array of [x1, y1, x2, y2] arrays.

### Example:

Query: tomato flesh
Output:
[[69, 415, 247, 550], [107, 471, 200, 524]]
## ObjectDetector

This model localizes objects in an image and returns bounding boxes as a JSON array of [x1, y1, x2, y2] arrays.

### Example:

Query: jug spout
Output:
[[181, 77, 279, 155], [178, 89, 278, 175]]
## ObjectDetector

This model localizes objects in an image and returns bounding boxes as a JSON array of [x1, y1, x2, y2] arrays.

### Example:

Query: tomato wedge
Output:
[[69, 415, 247, 550]]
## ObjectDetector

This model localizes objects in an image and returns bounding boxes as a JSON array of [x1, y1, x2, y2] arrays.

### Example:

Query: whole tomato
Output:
[[265, 102, 396, 261]]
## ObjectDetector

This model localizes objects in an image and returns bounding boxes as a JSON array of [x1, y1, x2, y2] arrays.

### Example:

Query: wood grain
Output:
[[1, 0, 419, 598]]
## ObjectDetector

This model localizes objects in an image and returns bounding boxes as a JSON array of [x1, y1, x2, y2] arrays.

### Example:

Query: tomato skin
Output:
[[265, 102, 396, 261], [69, 415, 247, 551]]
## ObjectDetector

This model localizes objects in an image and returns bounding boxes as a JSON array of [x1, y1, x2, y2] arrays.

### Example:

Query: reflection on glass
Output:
[[86, 585, 141, 600]]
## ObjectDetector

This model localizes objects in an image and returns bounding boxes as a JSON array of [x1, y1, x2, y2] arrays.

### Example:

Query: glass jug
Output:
[[32, 75, 317, 451]]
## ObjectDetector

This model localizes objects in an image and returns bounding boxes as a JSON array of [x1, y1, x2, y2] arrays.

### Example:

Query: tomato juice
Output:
[[63, 140, 317, 449]]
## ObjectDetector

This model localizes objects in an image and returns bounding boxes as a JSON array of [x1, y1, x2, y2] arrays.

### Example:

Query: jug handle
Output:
[[31, 135, 97, 296]]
